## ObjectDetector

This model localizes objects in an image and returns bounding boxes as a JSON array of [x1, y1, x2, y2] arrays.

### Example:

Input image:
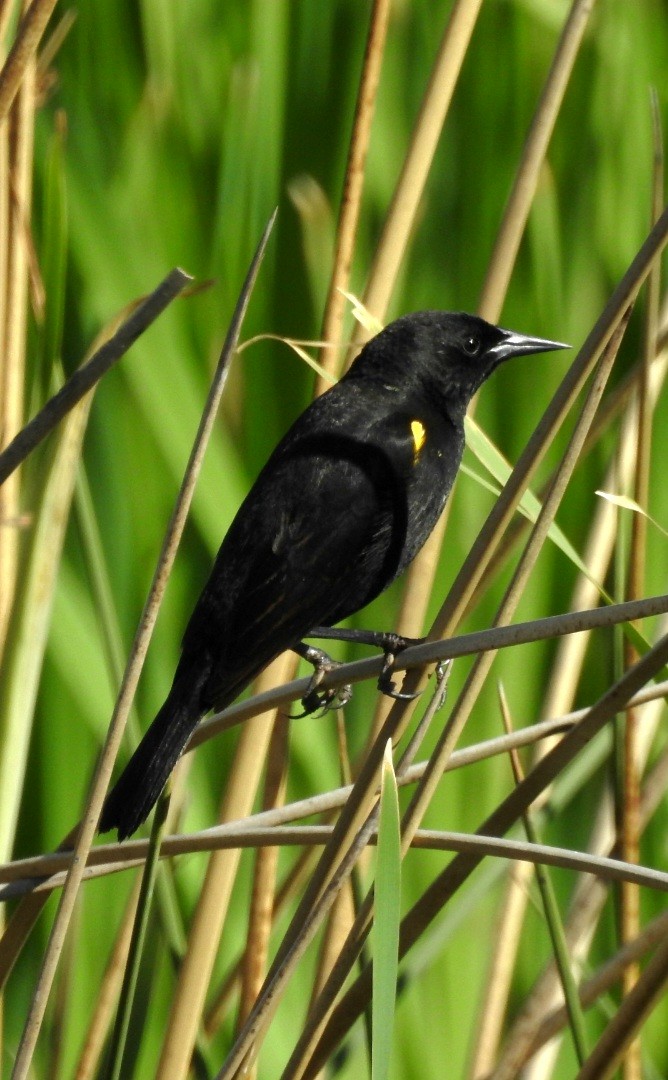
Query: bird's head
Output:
[[349, 311, 570, 421]]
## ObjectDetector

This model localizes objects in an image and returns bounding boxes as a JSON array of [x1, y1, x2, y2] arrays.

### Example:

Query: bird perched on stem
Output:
[[100, 311, 568, 839]]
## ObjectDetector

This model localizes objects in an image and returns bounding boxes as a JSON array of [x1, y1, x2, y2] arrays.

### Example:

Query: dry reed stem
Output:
[[237, 715, 289, 1030], [575, 933, 668, 1080], [316, 0, 391, 387], [6, 820, 668, 905], [0, 392, 95, 868], [9, 215, 275, 1078], [506, 277, 667, 1080], [0, 0, 57, 123], [0, 0, 15, 49], [478, 0, 597, 322], [73, 879, 142, 1080], [489, 700, 668, 1079], [205, 844, 322, 1036], [352, 0, 483, 343], [466, 860, 535, 1078], [619, 102, 664, 1080], [183, 591, 668, 745], [471, 340, 668, 1075], [498, 731, 668, 1078], [289, 292, 628, 1080], [224, 673, 445, 1077], [0, 267, 192, 485], [523, 910, 668, 1069], [436, 206, 668, 640], [157, 653, 294, 1080], [218, 785, 388, 1078], [306, 627, 668, 1077], [0, 47, 33, 657], [280, 670, 449, 1080], [307, 720, 358, 1012]]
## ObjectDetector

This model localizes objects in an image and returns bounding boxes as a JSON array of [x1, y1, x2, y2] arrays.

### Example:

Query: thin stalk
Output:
[[478, 0, 598, 322], [288, 294, 629, 1080], [0, 0, 57, 122], [103, 785, 170, 1080], [73, 879, 142, 1080], [0, 267, 192, 484], [304, 630, 668, 1078], [498, 684, 588, 1067], [9, 213, 275, 1080], [352, 0, 483, 343], [316, 0, 391, 388], [619, 95, 663, 1080]]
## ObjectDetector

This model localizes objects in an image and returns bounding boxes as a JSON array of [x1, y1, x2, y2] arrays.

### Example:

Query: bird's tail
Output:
[[99, 667, 208, 841]]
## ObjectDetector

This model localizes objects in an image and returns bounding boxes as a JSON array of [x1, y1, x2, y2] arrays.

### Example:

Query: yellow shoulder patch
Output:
[[410, 419, 426, 461]]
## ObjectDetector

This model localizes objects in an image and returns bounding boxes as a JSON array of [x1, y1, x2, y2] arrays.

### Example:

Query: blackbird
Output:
[[100, 311, 568, 838]]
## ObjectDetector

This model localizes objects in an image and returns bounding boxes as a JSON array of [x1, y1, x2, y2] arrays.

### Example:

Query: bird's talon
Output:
[[291, 681, 353, 718], [377, 650, 422, 701], [291, 644, 354, 716]]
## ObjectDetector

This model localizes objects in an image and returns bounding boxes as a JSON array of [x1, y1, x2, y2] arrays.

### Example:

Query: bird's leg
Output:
[[306, 627, 424, 701], [291, 641, 353, 717]]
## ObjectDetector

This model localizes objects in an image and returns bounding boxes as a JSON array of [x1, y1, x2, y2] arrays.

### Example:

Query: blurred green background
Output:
[[5, 0, 668, 1075]]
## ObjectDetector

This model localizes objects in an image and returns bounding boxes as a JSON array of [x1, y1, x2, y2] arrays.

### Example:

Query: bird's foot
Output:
[[304, 627, 425, 702], [291, 643, 353, 717], [375, 633, 423, 701]]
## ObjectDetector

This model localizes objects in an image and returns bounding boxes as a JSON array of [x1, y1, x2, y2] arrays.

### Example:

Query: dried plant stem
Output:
[[0, 267, 192, 485], [237, 715, 290, 1033], [9, 215, 275, 1080], [353, 0, 483, 340], [316, 0, 391, 387], [0, 44, 34, 656], [306, 627, 668, 1078], [105, 790, 170, 1080], [439, 207, 668, 639], [619, 99, 664, 1080], [73, 879, 142, 1080], [478, 0, 597, 322], [280, 669, 449, 1080], [469, 339, 668, 1077], [155, 655, 295, 1079], [487, 699, 668, 1079], [292, 290, 628, 1080], [0, 0, 56, 122], [466, 859, 535, 1078], [575, 932, 668, 1080], [220, 668, 447, 1080], [205, 845, 322, 1037], [527, 909, 668, 1066], [188, 590, 668, 740], [500, 687, 588, 1066]]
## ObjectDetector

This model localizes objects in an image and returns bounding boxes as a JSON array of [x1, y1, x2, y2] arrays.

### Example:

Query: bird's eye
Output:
[[463, 335, 480, 356]]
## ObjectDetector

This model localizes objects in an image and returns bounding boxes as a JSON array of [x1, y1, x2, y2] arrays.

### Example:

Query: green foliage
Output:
[[3, 1, 667, 1077]]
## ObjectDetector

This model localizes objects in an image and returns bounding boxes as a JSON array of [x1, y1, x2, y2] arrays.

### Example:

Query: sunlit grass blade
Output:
[[371, 742, 401, 1080], [0, 396, 91, 860], [103, 784, 170, 1080]]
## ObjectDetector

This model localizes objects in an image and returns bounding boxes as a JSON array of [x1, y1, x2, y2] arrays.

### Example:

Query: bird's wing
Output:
[[181, 427, 413, 708]]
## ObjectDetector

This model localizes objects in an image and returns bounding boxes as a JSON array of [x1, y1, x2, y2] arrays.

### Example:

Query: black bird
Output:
[[100, 311, 568, 839]]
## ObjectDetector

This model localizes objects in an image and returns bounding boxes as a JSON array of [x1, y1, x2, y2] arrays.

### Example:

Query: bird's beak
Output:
[[490, 329, 571, 364]]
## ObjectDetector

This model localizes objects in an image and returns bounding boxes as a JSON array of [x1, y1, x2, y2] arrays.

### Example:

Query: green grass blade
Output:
[[372, 741, 402, 1080]]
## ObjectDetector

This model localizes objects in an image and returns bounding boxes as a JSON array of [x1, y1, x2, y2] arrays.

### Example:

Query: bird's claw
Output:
[[377, 637, 422, 701], [291, 644, 353, 717]]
